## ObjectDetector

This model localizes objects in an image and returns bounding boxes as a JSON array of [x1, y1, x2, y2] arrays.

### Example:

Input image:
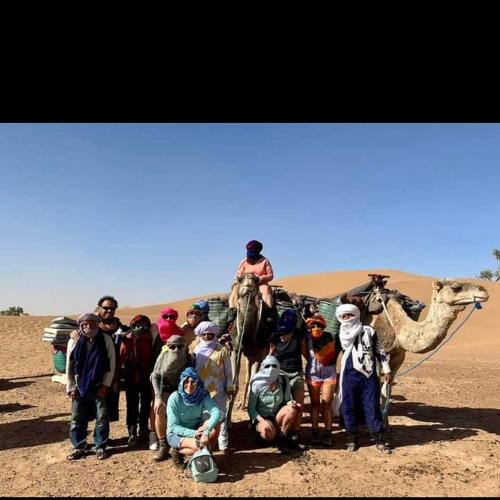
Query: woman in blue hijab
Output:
[[166, 367, 221, 469]]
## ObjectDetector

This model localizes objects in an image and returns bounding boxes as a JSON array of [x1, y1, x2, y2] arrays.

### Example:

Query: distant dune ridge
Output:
[[116, 268, 499, 359]]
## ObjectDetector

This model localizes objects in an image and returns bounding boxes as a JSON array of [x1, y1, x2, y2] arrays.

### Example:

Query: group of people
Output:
[[64, 239, 394, 472]]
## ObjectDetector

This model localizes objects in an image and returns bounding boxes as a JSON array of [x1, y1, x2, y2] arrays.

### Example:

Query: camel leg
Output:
[[227, 350, 239, 428], [382, 350, 406, 431], [238, 356, 252, 410]]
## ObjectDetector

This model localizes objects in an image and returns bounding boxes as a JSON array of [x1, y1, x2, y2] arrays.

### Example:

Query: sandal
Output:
[[375, 442, 392, 454], [346, 441, 358, 452], [66, 448, 86, 461], [95, 448, 110, 460]]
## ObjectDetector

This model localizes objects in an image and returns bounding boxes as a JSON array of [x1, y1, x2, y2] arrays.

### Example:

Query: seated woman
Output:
[[247, 355, 300, 454], [166, 367, 222, 469], [229, 240, 274, 309]]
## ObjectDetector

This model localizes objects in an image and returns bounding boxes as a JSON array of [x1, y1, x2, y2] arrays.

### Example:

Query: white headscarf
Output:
[[250, 355, 281, 396], [336, 304, 364, 350], [193, 321, 220, 372]]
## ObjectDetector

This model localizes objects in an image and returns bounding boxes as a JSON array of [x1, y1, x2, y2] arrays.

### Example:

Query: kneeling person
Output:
[[166, 368, 222, 469], [248, 355, 300, 454]]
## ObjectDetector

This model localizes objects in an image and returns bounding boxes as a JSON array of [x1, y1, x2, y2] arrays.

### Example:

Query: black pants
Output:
[[125, 377, 152, 431]]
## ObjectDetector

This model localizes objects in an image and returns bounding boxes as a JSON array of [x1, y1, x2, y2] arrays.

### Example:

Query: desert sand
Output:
[[0, 269, 499, 497]]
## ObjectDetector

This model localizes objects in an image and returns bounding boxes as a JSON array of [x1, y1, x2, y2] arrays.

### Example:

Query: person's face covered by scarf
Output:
[[335, 304, 363, 349], [246, 239, 263, 264], [129, 314, 151, 337], [186, 306, 203, 328], [194, 321, 219, 349], [77, 313, 100, 340], [278, 309, 297, 339], [306, 314, 328, 339], [158, 307, 179, 343], [162, 334, 187, 378]]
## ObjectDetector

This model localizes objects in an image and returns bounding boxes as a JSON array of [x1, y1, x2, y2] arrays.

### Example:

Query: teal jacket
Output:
[[247, 376, 291, 423], [166, 391, 221, 437]]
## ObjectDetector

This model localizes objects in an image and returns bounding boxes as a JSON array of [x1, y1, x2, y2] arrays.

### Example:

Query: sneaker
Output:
[[95, 448, 110, 460], [311, 428, 320, 445], [149, 432, 159, 451], [170, 447, 185, 469], [375, 441, 392, 454], [346, 440, 358, 452]]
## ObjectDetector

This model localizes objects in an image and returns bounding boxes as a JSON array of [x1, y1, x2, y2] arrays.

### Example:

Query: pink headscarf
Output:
[[157, 307, 184, 343]]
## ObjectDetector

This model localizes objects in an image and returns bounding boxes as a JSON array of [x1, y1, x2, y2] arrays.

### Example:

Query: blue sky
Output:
[[0, 123, 497, 315]]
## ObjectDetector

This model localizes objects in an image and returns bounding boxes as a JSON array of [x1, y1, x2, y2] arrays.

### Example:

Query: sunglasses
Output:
[[167, 345, 182, 351], [263, 364, 278, 369], [101, 306, 116, 311], [162, 314, 176, 320]]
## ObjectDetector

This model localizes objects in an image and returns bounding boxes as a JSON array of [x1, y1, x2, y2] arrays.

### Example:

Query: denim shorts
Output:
[[166, 432, 185, 449]]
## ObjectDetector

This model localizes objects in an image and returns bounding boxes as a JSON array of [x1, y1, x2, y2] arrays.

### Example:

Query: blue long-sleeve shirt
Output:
[[166, 391, 221, 437]]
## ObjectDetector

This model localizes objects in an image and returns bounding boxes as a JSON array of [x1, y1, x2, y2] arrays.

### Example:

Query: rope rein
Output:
[[232, 292, 251, 388]]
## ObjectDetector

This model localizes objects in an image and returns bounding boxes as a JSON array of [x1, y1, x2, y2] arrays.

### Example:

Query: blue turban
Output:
[[278, 308, 297, 333]]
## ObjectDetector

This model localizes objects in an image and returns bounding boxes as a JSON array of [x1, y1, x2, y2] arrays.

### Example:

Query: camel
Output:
[[366, 279, 489, 424], [226, 272, 268, 425]]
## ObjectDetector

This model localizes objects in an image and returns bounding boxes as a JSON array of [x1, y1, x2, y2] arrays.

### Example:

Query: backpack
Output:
[[185, 446, 219, 483]]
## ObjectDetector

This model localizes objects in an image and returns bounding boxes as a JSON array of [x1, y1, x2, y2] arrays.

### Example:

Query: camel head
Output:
[[431, 280, 489, 310], [238, 272, 260, 298]]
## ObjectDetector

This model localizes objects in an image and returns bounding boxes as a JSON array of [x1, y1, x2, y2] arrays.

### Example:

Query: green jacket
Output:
[[247, 376, 291, 423]]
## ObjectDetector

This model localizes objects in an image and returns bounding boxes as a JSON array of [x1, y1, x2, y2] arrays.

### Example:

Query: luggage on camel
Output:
[[207, 297, 230, 336]]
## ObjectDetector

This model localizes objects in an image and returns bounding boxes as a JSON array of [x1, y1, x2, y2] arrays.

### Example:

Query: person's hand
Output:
[[290, 400, 302, 410], [258, 417, 274, 433], [384, 372, 393, 384], [70, 330, 80, 342], [68, 389, 79, 401], [96, 385, 108, 398], [195, 429, 203, 440], [154, 398, 165, 414], [226, 390, 235, 402], [199, 434, 210, 448]]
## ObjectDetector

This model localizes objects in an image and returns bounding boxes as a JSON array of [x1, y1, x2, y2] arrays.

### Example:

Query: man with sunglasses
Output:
[[150, 334, 195, 461]]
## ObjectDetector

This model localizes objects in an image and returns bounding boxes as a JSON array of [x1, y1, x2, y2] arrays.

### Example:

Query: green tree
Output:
[[478, 248, 500, 281], [0, 306, 25, 316]]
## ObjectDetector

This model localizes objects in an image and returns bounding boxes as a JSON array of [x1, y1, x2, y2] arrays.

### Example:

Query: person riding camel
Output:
[[228, 240, 274, 316]]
